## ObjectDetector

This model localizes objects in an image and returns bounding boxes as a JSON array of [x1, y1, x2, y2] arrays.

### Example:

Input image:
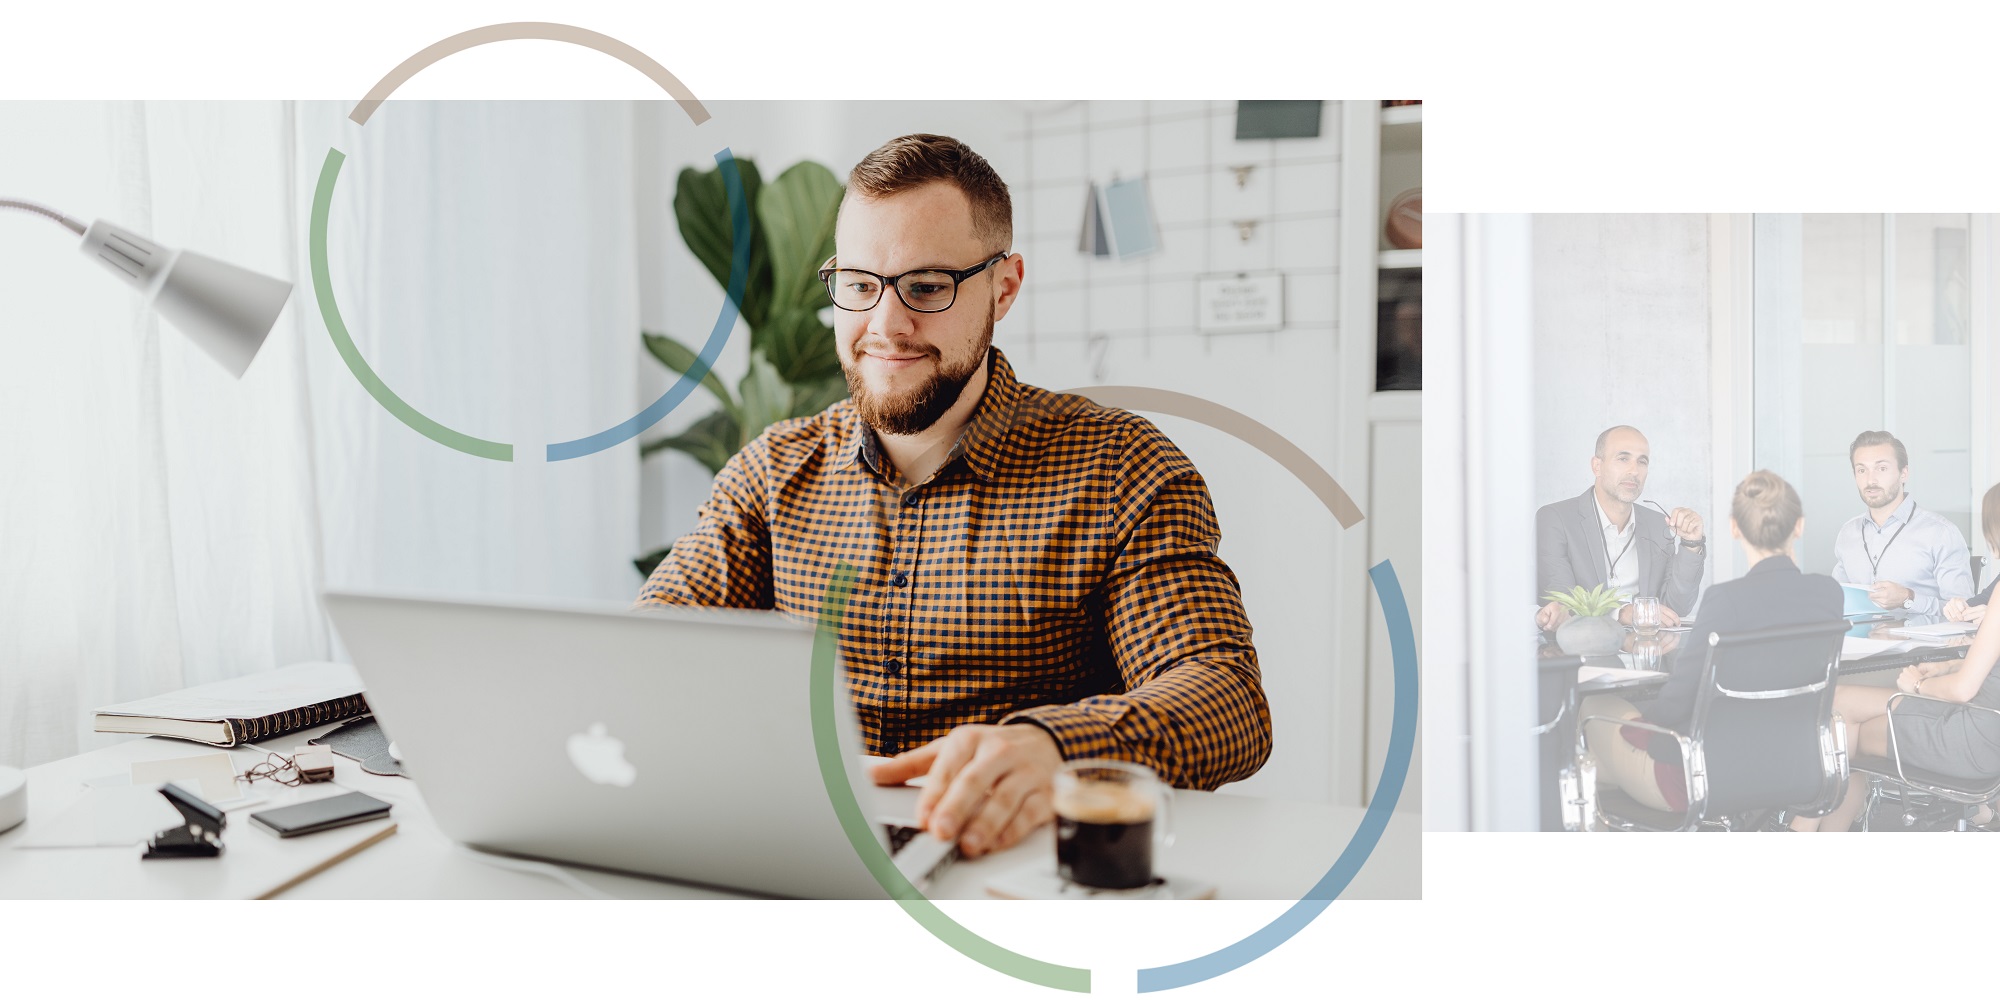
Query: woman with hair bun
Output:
[[1580, 470, 1842, 817]]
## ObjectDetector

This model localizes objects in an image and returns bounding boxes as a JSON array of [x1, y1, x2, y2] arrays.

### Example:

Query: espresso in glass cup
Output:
[[1053, 759, 1174, 890]]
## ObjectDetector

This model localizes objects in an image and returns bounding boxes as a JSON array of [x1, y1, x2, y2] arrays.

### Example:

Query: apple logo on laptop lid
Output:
[[567, 723, 637, 787]]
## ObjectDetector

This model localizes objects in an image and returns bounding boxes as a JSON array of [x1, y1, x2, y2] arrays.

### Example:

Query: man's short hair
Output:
[[1594, 425, 1643, 458], [845, 134, 1013, 251], [1848, 430, 1908, 469]]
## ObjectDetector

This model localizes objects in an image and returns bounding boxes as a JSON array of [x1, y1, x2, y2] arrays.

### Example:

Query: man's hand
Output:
[[1870, 581, 1915, 610], [869, 723, 1064, 858], [1668, 507, 1704, 541], [1537, 601, 1572, 631]]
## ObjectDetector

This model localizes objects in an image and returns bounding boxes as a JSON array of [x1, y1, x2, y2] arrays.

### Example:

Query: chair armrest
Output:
[[1576, 715, 1702, 830]]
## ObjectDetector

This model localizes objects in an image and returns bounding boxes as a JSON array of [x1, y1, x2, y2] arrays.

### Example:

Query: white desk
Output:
[[0, 726, 1419, 900]]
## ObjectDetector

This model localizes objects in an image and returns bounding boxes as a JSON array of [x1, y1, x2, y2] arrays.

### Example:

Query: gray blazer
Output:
[[1535, 487, 1704, 615]]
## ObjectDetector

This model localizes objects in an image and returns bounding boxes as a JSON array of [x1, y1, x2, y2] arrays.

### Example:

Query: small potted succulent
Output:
[[1544, 585, 1627, 655]]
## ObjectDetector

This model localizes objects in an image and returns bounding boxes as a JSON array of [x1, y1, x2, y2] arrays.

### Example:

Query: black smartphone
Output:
[[249, 791, 392, 838]]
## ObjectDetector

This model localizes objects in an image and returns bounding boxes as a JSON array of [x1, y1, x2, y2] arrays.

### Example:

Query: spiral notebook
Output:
[[93, 661, 368, 747]]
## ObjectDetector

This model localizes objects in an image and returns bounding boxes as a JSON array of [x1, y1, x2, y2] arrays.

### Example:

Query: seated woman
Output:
[[1800, 587, 2000, 831], [1580, 470, 1842, 816], [1941, 482, 2000, 624]]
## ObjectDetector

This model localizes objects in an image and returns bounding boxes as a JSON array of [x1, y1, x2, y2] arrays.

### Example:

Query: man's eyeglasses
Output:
[[818, 252, 1011, 314]]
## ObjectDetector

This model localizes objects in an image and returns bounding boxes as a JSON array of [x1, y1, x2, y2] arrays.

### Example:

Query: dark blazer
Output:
[[1971, 577, 1996, 608], [1535, 488, 1704, 615], [1649, 554, 1844, 743]]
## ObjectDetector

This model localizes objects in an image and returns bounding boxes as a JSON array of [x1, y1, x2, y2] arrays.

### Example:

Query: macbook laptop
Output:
[[321, 590, 945, 899]]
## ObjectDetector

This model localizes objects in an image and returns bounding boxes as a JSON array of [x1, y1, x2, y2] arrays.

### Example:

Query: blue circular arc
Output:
[[546, 147, 748, 462], [1136, 558, 1420, 992]]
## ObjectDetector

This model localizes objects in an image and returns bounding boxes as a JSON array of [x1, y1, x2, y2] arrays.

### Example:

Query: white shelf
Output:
[[1379, 104, 1423, 127], [1377, 249, 1423, 270]]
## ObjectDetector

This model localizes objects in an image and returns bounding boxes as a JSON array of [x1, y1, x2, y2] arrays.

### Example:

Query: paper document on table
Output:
[[1883, 620, 1978, 640], [129, 753, 242, 804], [1579, 666, 1667, 684], [1842, 636, 1923, 661], [14, 786, 183, 848]]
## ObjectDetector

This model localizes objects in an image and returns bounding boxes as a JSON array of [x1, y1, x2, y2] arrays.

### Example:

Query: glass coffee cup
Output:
[[1053, 759, 1175, 890]]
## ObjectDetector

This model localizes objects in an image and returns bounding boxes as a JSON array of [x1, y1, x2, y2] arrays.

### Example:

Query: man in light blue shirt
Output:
[[1830, 430, 1973, 615]]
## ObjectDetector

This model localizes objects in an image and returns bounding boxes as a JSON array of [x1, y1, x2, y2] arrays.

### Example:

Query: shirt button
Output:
[[891, 571, 908, 588], [901, 491, 921, 508], [882, 657, 903, 675]]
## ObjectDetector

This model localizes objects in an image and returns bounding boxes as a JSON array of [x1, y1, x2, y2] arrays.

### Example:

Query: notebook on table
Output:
[[1883, 620, 1980, 640], [92, 662, 368, 747]]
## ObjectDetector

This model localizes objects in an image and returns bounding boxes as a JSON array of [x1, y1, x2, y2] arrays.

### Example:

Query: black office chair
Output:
[[1567, 620, 1851, 832], [1849, 692, 2000, 832]]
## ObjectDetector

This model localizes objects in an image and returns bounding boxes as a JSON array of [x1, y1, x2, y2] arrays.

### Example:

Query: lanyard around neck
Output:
[[1863, 499, 1916, 578], [1604, 518, 1638, 583]]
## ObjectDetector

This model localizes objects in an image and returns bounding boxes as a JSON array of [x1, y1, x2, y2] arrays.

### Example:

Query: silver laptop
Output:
[[322, 590, 938, 899]]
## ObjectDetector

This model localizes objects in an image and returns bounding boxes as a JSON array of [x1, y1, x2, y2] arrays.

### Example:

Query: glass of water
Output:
[[1632, 596, 1662, 637]]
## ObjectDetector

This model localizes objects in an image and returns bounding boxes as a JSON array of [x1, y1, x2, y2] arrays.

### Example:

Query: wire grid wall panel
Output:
[[1010, 100, 1341, 363]]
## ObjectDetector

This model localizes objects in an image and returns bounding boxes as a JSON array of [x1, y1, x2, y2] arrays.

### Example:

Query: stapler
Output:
[[142, 781, 226, 859]]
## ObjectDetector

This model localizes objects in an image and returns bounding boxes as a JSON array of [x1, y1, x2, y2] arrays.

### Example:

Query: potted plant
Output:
[[634, 158, 851, 579], [1544, 585, 1627, 655]]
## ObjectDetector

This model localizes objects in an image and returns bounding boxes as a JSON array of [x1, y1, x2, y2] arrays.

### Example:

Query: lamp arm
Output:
[[0, 198, 87, 236]]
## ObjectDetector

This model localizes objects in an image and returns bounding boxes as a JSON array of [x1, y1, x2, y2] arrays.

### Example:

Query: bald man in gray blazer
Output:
[[1536, 426, 1707, 630]]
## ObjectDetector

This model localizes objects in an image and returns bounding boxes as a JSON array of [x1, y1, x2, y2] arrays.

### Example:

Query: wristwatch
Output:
[[1680, 536, 1706, 552]]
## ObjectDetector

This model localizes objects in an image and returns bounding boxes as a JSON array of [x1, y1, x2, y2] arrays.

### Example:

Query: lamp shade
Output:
[[79, 220, 291, 378]]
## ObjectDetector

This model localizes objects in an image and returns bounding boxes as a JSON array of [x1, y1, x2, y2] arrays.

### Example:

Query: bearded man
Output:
[[636, 134, 1271, 859]]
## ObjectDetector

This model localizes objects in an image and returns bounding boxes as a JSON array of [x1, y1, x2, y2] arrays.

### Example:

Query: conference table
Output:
[[0, 720, 1418, 900], [1532, 613, 1975, 831]]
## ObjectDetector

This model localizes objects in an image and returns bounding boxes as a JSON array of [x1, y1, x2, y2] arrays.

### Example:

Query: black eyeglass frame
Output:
[[817, 252, 1012, 313]]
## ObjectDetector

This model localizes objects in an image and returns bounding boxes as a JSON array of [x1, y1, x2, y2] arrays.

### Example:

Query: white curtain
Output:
[[0, 101, 647, 767]]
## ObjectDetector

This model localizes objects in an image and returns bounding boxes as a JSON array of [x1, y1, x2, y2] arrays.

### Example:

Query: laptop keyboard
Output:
[[885, 823, 920, 855]]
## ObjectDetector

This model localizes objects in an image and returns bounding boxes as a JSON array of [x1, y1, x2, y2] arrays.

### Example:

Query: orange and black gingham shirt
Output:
[[636, 347, 1270, 789]]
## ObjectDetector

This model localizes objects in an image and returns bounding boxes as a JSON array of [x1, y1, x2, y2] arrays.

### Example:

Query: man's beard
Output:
[[1863, 486, 1902, 509], [843, 306, 993, 436]]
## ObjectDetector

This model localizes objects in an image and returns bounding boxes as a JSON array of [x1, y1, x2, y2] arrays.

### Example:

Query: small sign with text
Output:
[[1197, 272, 1285, 334]]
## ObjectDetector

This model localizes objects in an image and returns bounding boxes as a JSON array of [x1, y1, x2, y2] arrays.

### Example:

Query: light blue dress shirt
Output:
[[1830, 494, 1973, 616]]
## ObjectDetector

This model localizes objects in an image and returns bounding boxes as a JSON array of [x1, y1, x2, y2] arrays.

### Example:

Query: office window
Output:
[[1752, 214, 1976, 575]]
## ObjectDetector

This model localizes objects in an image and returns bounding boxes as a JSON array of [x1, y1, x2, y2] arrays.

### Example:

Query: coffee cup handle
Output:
[[1158, 786, 1176, 850]]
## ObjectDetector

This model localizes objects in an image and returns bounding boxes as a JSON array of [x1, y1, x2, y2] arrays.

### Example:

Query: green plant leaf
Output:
[[634, 544, 673, 580], [735, 351, 795, 447], [642, 331, 737, 419], [641, 408, 740, 476], [757, 161, 844, 319], [675, 159, 772, 332], [790, 374, 850, 419], [757, 307, 844, 386]]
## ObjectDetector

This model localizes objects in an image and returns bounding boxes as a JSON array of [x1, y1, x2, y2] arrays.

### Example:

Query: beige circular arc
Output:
[[1068, 386, 1364, 528], [345, 21, 709, 126]]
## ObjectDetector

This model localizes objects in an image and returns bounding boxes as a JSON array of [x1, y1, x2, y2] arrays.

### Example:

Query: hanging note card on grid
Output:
[[1099, 177, 1159, 260]]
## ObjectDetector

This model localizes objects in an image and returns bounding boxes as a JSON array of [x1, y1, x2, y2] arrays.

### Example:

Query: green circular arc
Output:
[[808, 561, 1091, 993], [309, 147, 514, 461]]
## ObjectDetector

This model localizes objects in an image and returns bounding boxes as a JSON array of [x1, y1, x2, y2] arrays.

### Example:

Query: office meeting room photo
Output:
[[1431, 213, 2000, 834], [0, 87, 1422, 953]]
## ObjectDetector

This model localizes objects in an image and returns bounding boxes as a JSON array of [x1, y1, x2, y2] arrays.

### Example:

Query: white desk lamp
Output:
[[2, 198, 291, 377]]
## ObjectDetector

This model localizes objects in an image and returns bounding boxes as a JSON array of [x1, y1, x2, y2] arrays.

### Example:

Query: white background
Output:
[[6, 1, 1999, 998]]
